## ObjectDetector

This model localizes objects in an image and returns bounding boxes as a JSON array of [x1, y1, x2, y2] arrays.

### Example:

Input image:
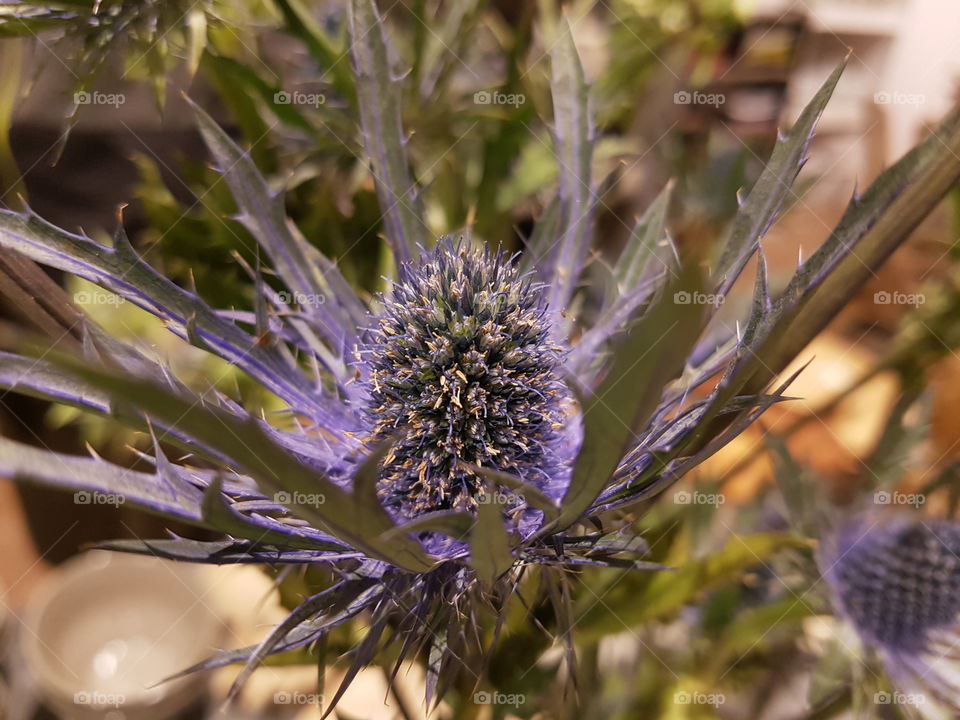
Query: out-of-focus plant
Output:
[[2, 1, 960, 718], [0, 0, 228, 108]]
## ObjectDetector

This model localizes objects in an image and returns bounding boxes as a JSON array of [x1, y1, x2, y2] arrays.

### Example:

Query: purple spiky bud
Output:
[[821, 516, 960, 711], [824, 517, 960, 652], [363, 240, 573, 520]]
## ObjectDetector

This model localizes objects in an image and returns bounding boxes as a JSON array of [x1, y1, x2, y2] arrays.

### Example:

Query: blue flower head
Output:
[[820, 516, 960, 715], [365, 240, 575, 527]]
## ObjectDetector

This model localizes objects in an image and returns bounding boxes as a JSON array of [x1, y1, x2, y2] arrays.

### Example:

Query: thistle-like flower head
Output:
[[820, 516, 960, 714], [365, 240, 572, 523]]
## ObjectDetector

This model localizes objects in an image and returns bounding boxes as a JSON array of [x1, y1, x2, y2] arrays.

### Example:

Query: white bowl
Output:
[[20, 551, 226, 720]]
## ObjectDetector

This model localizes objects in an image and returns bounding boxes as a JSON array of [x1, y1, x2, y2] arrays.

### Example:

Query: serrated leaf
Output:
[[202, 476, 346, 552], [348, 0, 427, 264], [713, 60, 845, 297], [0, 209, 332, 419], [46, 355, 436, 573], [95, 537, 357, 565], [0, 434, 203, 523], [165, 581, 381, 679], [190, 100, 365, 369], [543, 14, 594, 318], [616, 180, 674, 294], [551, 263, 705, 533]]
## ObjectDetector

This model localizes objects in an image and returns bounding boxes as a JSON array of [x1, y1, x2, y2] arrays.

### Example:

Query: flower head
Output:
[[365, 240, 573, 524], [820, 515, 960, 715]]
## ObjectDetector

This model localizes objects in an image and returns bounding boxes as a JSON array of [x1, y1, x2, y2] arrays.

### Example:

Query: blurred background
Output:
[[0, 0, 958, 718]]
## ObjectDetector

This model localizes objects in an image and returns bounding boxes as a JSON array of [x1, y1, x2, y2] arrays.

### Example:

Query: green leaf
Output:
[[201, 476, 346, 552], [0, 209, 322, 413], [544, 13, 594, 316], [615, 180, 674, 294], [470, 492, 515, 588], [713, 59, 846, 296], [95, 538, 358, 564], [469, 465, 560, 523], [551, 263, 706, 533], [348, 0, 427, 264], [273, 0, 355, 105], [380, 510, 474, 542], [576, 532, 810, 638]]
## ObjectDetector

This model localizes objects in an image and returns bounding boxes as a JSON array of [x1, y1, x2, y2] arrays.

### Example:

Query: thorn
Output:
[[85, 442, 103, 461]]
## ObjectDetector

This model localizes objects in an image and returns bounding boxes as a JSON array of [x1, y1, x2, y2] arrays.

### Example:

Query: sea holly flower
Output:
[[819, 515, 960, 718], [1, 0, 960, 713], [365, 239, 578, 534]]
